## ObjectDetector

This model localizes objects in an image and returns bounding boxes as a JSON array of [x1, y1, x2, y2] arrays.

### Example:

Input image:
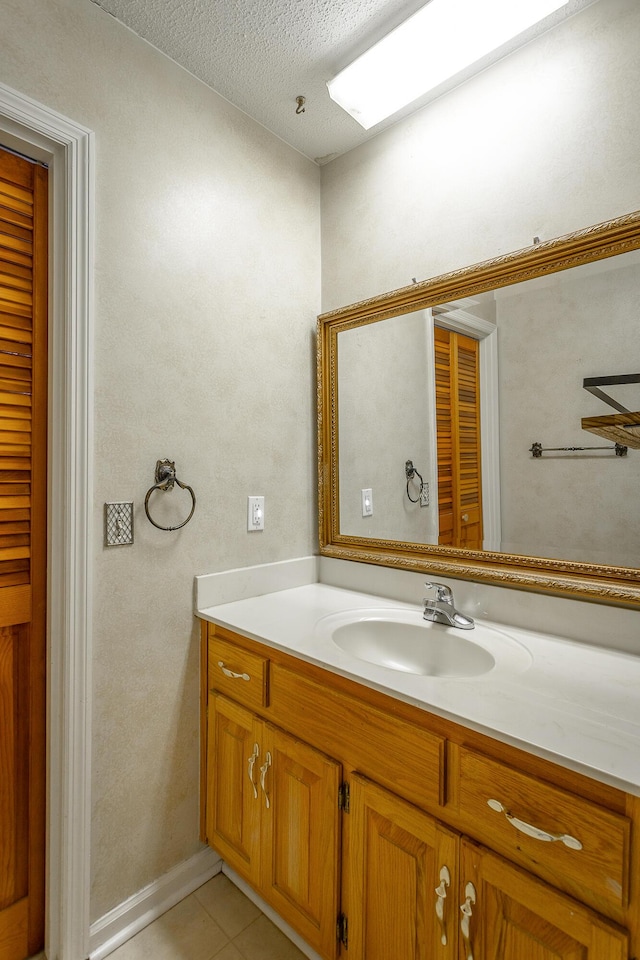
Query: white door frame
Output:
[[0, 82, 93, 960]]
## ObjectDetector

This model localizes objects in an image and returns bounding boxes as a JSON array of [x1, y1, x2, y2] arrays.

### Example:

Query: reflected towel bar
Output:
[[529, 442, 627, 458]]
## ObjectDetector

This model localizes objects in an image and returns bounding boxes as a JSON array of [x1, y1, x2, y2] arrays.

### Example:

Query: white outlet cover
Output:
[[247, 496, 265, 531]]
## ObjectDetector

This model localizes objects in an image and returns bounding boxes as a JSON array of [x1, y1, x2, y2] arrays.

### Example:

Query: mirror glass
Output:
[[318, 212, 640, 605]]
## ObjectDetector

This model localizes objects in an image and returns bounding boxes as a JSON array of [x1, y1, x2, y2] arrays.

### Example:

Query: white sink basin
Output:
[[315, 608, 531, 678]]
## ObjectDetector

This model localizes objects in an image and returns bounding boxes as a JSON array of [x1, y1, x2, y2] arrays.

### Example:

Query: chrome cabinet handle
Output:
[[459, 882, 477, 960], [487, 799, 583, 850], [434, 865, 451, 946], [247, 742, 259, 800], [259, 751, 272, 809], [218, 660, 250, 682], [461, 513, 469, 522]]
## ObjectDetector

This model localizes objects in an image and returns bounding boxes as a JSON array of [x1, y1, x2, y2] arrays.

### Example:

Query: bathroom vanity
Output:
[[198, 583, 640, 960], [200, 211, 640, 958]]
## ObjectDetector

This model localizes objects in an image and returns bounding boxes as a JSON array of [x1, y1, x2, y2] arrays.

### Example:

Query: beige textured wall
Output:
[[338, 312, 437, 542], [321, 0, 640, 310], [1, 0, 320, 920]]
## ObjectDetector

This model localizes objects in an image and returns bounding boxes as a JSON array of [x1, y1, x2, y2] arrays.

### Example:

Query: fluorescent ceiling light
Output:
[[327, 0, 568, 129]]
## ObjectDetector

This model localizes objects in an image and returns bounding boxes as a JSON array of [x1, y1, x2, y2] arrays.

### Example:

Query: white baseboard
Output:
[[222, 865, 323, 960], [88, 846, 222, 960]]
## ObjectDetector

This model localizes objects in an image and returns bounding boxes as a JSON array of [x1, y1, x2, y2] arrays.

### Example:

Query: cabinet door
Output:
[[206, 693, 262, 887], [261, 724, 341, 960], [345, 774, 459, 960], [459, 838, 628, 960]]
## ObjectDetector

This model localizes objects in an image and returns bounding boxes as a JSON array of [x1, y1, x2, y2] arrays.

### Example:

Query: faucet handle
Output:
[[424, 581, 453, 602]]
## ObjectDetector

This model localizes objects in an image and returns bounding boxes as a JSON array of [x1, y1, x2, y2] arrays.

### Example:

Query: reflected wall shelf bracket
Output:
[[581, 374, 640, 450]]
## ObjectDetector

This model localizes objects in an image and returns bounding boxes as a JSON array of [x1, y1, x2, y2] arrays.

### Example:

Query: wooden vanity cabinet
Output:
[[206, 694, 262, 888], [201, 623, 637, 960], [460, 839, 628, 959], [207, 692, 341, 959], [345, 774, 459, 960]]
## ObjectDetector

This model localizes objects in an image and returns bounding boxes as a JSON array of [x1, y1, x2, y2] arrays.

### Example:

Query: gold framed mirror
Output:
[[317, 210, 640, 607]]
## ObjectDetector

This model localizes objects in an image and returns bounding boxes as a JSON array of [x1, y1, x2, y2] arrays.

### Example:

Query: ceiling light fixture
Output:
[[327, 0, 568, 130]]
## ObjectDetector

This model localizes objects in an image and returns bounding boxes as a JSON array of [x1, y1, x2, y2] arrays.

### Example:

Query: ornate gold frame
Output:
[[317, 210, 640, 607]]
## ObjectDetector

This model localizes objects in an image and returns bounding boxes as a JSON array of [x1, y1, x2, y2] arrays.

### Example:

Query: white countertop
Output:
[[198, 582, 640, 795]]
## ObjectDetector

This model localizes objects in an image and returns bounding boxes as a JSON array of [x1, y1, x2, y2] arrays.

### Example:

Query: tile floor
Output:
[[108, 874, 307, 960]]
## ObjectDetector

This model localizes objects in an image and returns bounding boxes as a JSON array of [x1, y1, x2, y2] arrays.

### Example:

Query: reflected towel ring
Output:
[[405, 459, 425, 503], [144, 459, 196, 531]]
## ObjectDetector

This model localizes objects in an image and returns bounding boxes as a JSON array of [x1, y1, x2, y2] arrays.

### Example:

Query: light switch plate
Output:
[[104, 502, 134, 546]]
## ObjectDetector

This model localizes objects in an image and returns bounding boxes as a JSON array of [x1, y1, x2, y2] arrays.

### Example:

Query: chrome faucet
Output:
[[423, 581, 474, 630]]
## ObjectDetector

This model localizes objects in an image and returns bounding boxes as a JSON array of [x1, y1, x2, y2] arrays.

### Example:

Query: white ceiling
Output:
[[89, 0, 599, 165]]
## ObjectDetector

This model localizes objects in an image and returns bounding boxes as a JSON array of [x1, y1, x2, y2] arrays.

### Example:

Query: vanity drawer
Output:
[[457, 747, 630, 915], [270, 664, 446, 810], [208, 633, 269, 710]]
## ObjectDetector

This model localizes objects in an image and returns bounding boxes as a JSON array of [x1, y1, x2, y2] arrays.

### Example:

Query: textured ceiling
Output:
[[89, 0, 599, 165]]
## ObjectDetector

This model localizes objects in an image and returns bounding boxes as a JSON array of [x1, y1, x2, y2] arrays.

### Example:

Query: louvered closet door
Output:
[[0, 148, 47, 960]]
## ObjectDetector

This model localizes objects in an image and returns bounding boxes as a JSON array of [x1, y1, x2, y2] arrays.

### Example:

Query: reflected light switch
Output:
[[361, 488, 373, 517]]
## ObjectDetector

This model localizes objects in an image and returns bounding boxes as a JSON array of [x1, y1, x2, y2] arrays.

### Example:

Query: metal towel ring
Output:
[[144, 459, 196, 531], [405, 459, 425, 503]]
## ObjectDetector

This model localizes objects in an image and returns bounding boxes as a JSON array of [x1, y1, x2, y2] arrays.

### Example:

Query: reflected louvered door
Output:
[[0, 147, 47, 960], [452, 332, 482, 549], [434, 327, 482, 549], [434, 327, 454, 545]]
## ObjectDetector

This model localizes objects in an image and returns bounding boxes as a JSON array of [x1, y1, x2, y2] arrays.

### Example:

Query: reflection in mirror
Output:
[[337, 249, 640, 567], [338, 302, 500, 549], [338, 311, 438, 544], [496, 250, 640, 567], [318, 212, 640, 606]]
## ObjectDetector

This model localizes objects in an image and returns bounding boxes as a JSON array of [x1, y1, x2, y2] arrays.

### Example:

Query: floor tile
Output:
[[107, 893, 229, 960], [232, 915, 307, 960], [195, 875, 261, 939], [210, 945, 245, 960]]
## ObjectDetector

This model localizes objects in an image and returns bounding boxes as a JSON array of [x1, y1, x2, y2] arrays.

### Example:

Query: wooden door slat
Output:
[[0, 448, 31, 460], [0, 496, 30, 510], [0, 249, 32, 271], [0, 302, 31, 320], [0, 546, 30, 562], [0, 208, 32, 232], [0, 317, 32, 338], [0, 288, 32, 308], [0, 392, 30, 408], [0, 521, 29, 535], [0, 176, 33, 202], [0, 232, 31, 256], [0, 420, 31, 434], [0, 151, 34, 187]]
